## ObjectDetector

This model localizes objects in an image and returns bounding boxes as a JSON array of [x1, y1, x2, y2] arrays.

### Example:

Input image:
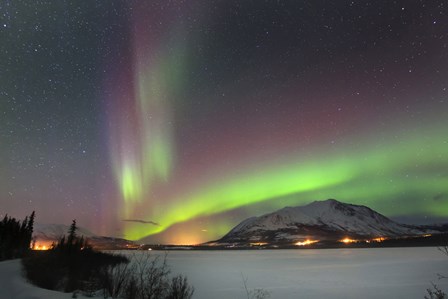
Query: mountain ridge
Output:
[[215, 199, 444, 245]]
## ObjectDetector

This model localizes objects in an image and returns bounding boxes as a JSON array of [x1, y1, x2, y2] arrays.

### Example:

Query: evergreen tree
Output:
[[67, 219, 77, 249], [25, 211, 35, 250], [27, 211, 35, 235]]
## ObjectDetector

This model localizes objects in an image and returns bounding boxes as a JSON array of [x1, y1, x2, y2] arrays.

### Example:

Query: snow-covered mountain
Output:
[[33, 223, 137, 250], [33, 223, 96, 241], [216, 199, 442, 244]]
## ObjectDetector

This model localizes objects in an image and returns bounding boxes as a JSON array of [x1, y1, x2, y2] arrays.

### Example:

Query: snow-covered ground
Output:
[[1, 247, 447, 299], [0, 259, 92, 299]]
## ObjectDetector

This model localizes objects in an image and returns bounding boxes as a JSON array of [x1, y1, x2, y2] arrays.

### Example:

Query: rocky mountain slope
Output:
[[216, 199, 443, 244]]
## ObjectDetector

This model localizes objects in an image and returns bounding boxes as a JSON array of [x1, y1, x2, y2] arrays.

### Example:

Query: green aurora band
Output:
[[110, 21, 187, 219], [111, 55, 176, 218], [123, 123, 448, 240]]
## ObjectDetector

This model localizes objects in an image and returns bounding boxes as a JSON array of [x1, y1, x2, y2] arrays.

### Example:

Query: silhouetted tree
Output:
[[67, 219, 77, 248], [27, 211, 35, 243]]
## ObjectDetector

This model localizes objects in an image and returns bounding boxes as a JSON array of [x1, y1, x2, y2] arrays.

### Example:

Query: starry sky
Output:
[[1, 0, 447, 244]]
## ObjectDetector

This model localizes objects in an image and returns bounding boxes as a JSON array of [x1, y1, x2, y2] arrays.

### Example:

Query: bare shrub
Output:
[[425, 246, 448, 299], [166, 275, 194, 299], [133, 252, 171, 299], [425, 283, 447, 299], [101, 252, 194, 299], [99, 262, 132, 298], [122, 276, 138, 299], [241, 273, 270, 299]]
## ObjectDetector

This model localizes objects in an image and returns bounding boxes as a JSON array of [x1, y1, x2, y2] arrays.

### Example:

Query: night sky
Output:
[[1, 1, 447, 244]]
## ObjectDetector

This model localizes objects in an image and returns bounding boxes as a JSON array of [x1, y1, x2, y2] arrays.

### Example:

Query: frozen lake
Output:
[[1, 247, 447, 299], [121, 247, 448, 299]]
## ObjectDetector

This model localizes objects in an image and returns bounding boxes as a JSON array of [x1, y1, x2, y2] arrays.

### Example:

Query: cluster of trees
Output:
[[0, 212, 194, 298], [22, 220, 194, 299], [23, 219, 126, 292], [0, 211, 35, 261], [53, 220, 89, 252]]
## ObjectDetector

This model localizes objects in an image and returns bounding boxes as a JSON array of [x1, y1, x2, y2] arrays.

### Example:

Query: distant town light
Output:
[[250, 242, 268, 246], [295, 239, 319, 246], [371, 237, 387, 242], [33, 244, 50, 250], [341, 238, 357, 244]]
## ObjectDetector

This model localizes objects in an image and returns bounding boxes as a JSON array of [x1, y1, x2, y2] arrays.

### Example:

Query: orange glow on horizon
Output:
[[172, 235, 202, 246]]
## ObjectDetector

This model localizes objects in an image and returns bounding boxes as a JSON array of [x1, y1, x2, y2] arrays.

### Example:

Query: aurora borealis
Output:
[[1, 1, 447, 244], [106, 2, 187, 218]]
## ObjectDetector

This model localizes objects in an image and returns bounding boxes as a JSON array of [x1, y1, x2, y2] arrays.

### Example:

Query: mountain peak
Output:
[[317, 198, 339, 203], [308, 198, 353, 207], [306, 198, 342, 207], [282, 199, 342, 212]]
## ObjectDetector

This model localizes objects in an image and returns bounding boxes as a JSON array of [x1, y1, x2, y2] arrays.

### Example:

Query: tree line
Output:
[[0, 211, 35, 261]]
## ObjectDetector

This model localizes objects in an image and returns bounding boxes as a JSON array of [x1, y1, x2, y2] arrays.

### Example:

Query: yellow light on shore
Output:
[[295, 239, 319, 246], [33, 244, 50, 250], [31, 240, 53, 250], [372, 237, 387, 242], [341, 238, 357, 244], [250, 242, 268, 246]]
